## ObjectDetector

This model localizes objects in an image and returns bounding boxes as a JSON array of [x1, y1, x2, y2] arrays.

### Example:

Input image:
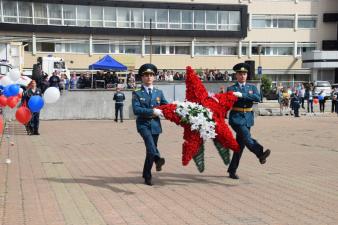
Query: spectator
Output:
[[69, 72, 78, 89], [48, 71, 61, 90], [127, 72, 136, 89], [318, 90, 326, 113], [331, 87, 338, 113], [77, 73, 86, 89]]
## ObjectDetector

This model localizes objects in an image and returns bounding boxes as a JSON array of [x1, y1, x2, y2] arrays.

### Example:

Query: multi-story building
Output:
[[0, 0, 337, 84]]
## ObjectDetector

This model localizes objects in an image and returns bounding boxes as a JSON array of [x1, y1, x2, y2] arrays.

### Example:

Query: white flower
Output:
[[175, 100, 217, 141]]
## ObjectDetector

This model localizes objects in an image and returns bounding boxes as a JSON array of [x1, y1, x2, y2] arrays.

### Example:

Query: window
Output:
[[182, 10, 193, 30], [175, 46, 190, 55], [252, 15, 294, 28], [3, 1, 17, 23], [104, 7, 116, 27], [298, 15, 317, 28], [297, 43, 316, 55], [34, 3, 48, 25], [77, 5, 90, 27], [206, 11, 217, 30], [229, 11, 240, 30], [19, 2, 32, 24], [49, 4, 62, 25], [119, 42, 141, 54], [169, 10, 180, 29], [65, 43, 89, 53], [91, 6, 103, 27], [156, 9, 168, 29], [144, 9, 155, 28], [195, 43, 237, 56], [117, 8, 130, 28], [63, 5, 76, 26], [93, 43, 109, 53], [131, 8, 142, 28], [36, 42, 55, 52], [194, 11, 205, 30], [252, 44, 293, 56], [218, 11, 229, 30]]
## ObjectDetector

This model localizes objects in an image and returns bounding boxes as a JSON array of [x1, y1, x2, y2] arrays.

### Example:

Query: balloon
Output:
[[19, 88, 23, 94], [8, 68, 21, 81], [0, 75, 14, 86], [18, 92, 23, 99], [313, 98, 319, 104], [3, 86, 11, 97], [7, 96, 19, 108], [0, 95, 7, 107], [15, 106, 32, 125], [43, 87, 60, 104], [28, 96, 44, 112]]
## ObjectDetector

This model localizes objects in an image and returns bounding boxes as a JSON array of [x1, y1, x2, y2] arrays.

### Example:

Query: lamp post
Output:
[[149, 19, 153, 64], [257, 44, 263, 102]]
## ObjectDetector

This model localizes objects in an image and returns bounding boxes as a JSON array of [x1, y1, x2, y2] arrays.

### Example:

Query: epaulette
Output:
[[134, 88, 141, 92]]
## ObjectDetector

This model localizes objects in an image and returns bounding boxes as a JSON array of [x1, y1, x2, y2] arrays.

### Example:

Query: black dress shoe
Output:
[[229, 173, 239, 179], [155, 158, 165, 171], [144, 178, 153, 186], [114, 119, 118, 122], [259, 149, 271, 164]]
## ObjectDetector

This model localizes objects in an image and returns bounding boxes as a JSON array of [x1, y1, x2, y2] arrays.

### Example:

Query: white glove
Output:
[[153, 108, 163, 117], [208, 92, 219, 103], [233, 92, 243, 98]]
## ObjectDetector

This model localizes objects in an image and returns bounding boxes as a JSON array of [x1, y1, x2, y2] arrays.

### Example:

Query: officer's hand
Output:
[[153, 108, 163, 117], [233, 92, 243, 98]]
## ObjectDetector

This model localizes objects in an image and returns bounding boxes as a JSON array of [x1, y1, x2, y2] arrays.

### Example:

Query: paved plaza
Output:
[[0, 116, 338, 225]]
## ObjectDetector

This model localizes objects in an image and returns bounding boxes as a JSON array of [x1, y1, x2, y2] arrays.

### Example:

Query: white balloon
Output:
[[8, 68, 21, 81], [1, 75, 14, 86], [19, 88, 24, 94], [43, 87, 60, 104]]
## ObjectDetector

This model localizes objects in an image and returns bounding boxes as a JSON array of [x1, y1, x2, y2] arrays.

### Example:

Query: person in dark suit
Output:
[[132, 63, 168, 186], [227, 63, 271, 179], [290, 93, 301, 117], [113, 87, 125, 122], [22, 80, 43, 135]]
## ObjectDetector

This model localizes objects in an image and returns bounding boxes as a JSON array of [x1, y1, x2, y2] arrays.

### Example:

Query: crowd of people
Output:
[[155, 69, 234, 82], [277, 83, 338, 116]]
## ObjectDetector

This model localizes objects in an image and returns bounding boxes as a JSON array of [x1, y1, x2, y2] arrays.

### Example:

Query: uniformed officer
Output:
[[23, 80, 42, 135], [290, 93, 301, 117], [132, 63, 168, 186], [113, 87, 125, 122], [227, 63, 271, 179]]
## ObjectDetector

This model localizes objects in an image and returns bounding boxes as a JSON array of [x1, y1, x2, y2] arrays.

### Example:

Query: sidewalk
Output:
[[0, 117, 338, 225]]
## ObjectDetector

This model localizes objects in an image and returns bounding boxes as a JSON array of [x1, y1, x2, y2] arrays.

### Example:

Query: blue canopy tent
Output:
[[89, 55, 127, 71]]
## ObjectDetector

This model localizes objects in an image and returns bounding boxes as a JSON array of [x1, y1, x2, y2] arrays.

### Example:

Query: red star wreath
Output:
[[157, 66, 240, 172]]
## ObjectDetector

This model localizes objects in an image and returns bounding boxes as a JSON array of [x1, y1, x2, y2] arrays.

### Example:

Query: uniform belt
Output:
[[232, 107, 253, 112]]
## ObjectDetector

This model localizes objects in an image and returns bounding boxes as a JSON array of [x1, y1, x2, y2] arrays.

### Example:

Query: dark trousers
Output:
[[227, 125, 264, 174], [319, 100, 325, 112], [307, 99, 313, 113], [30, 112, 40, 133], [294, 106, 300, 117], [115, 103, 123, 121], [139, 129, 160, 180], [332, 100, 337, 113], [301, 97, 305, 108]]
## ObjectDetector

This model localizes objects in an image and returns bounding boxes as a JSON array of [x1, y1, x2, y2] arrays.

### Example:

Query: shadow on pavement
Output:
[[43, 172, 238, 195]]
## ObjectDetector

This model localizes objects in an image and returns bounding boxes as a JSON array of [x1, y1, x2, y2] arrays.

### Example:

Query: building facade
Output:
[[0, 0, 337, 84]]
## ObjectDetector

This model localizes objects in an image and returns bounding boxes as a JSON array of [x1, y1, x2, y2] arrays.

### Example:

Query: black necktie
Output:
[[148, 88, 152, 99], [241, 84, 245, 90]]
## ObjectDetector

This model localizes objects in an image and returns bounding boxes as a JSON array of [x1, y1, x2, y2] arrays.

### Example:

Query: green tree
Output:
[[261, 75, 272, 96]]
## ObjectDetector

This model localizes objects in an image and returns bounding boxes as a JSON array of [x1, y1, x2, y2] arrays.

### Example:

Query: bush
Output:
[[261, 75, 272, 96]]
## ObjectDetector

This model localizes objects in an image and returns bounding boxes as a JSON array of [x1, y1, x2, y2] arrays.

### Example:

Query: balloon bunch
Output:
[[0, 69, 61, 125]]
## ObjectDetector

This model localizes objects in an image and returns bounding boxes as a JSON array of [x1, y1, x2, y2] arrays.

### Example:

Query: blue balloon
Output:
[[8, 84, 20, 96], [28, 96, 44, 112], [0, 85, 4, 90], [3, 84, 20, 97], [3, 86, 11, 97]]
